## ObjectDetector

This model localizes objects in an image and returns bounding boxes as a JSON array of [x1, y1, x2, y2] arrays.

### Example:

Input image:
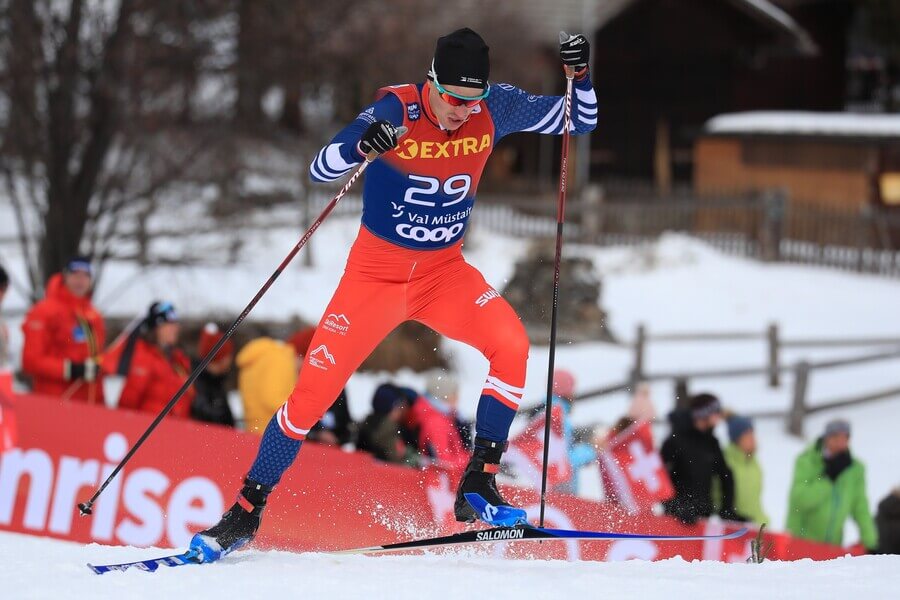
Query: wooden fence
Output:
[[472, 190, 900, 277], [575, 323, 900, 437]]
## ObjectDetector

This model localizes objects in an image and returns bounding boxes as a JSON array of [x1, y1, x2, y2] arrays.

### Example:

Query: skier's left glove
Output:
[[559, 32, 590, 78]]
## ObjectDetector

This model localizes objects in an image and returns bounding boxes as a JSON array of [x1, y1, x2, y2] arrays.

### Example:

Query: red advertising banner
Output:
[[0, 393, 857, 562]]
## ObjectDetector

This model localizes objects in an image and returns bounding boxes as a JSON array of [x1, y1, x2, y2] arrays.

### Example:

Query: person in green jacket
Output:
[[786, 419, 878, 550], [723, 416, 770, 525]]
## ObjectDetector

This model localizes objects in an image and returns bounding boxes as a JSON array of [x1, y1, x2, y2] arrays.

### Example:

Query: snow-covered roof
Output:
[[705, 111, 900, 139]]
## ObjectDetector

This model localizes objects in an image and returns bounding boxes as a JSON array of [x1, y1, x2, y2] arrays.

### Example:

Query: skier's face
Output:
[[428, 82, 483, 131]]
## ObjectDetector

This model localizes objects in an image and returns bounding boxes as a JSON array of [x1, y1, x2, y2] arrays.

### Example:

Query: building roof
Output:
[[705, 111, 900, 139], [598, 0, 816, 54]]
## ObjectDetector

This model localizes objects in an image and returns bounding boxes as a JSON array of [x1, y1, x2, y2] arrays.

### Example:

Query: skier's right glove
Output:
[[358, 120, 400, 158], [65, 358, 98, 382]]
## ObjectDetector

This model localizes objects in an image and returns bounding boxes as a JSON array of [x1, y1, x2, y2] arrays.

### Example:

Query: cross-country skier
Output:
[[192, 27, 596, 560]]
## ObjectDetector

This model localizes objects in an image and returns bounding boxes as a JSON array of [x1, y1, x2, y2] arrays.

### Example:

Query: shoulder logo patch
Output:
[[407, 102, 420, 121]]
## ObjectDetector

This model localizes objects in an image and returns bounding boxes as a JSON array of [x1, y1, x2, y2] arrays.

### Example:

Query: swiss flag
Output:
[[504, 404, 572, 489], [598, 421, 673, 514]]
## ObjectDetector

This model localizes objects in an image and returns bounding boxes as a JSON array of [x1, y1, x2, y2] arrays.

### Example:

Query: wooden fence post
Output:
[[632, 324, 646, 386], [760, 190, 786, 262], [788, 361, 810, 437], [674, 377, 690, 410], [767, 322, 780, 388]]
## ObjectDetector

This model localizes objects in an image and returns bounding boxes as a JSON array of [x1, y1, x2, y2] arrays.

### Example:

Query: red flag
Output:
[[598, 421, 673, 514], [504, 404, 571, 490]]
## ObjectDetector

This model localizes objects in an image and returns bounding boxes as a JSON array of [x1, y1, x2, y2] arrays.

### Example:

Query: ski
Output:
[[331, 525, 749, 555], [87, 548, 203, 574], [87, 525, 749, 571]]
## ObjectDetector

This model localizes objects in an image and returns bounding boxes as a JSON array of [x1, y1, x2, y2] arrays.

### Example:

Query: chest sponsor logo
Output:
[[396, 223, 464, 243], [308, 345, 336, 370], [395, 135, 491, 160], [323, 313, 350, 336], [407, 102, 420, 121], [400, 207, 472, 225]]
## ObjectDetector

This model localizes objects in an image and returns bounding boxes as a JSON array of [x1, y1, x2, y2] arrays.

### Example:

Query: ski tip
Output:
[[725, 527, 750, 539]]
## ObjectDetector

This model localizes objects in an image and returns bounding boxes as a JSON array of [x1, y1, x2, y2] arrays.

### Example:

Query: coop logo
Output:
[[475, 288, 500, 307], [396, 223, 464, 243], [323, 313, 350, 336], [0, 432, 223, 548], [308, 345, 336, 370], [395, 135, 491, 160]]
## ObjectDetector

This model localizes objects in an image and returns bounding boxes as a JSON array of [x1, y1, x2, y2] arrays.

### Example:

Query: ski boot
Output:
[[189, 478, 272, 562], [454, 438, 527, 527]]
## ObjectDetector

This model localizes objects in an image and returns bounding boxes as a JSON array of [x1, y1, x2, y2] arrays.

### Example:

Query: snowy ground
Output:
[[2, 531, 897, 600], [3, 210, 900, 543]]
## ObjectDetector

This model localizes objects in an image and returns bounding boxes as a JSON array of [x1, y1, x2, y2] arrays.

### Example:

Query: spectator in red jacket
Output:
[[407, 372, 469, 470], [21, 257, 106, 404], [114, 301, 193, 418]]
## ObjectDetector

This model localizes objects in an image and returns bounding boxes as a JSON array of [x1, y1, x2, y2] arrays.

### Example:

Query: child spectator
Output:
[[551, 369, 597, 494]]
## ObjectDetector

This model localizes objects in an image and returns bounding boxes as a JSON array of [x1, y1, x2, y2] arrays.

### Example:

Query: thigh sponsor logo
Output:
[[323, 313, 350, 336], [308, 345, 336, 370], [396, 223, 464, 243], [475, 288, 500, 307]]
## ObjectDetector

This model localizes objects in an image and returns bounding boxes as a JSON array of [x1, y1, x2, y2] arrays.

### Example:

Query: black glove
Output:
[[824, 451, 852, 481], [65, 359, 98, 382], [559, 32, 590, 70], [718, 507, 749, 522], [358, 120, 400, 157]]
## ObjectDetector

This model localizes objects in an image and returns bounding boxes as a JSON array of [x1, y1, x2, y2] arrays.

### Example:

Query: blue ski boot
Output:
[[190, 478, 272, 562], [454, 438, 527, 527]]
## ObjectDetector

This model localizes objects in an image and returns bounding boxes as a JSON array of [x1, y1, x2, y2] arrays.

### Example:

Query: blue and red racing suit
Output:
[[278, 74, 597, 445]]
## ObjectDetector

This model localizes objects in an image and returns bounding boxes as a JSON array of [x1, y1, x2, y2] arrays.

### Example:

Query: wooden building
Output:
[[590, 0, 857, 190], [695, 112, 900, 210]]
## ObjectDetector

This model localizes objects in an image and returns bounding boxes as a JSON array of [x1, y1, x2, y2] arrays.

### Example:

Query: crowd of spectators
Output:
[[1, 256, 899, 554]]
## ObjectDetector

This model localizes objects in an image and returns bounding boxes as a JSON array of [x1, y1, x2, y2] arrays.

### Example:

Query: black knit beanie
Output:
[[430, 28, 490, 90]]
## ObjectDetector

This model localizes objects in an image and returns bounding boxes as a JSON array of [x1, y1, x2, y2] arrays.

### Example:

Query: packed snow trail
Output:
[[2, 532, 897, 600]]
